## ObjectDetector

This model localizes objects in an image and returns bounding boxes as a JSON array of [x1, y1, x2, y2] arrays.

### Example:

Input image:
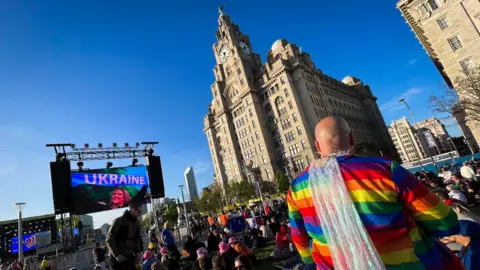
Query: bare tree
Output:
[[430, 67, 480, 127]]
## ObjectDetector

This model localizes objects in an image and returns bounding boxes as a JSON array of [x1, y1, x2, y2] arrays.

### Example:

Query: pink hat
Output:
[[160, 247, 169, 254], [219, 242, 229, 254], [228, 237, 238, 245], [196, 247, 207, 259], [143, 250, 152, 260]]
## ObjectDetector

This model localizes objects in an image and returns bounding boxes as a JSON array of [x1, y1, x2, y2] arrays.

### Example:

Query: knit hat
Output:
[[160, 247, 169, 255], [228, 237, 238, 245], [219, 242, 229, 254], [196, 247, 207, 259], [143, 250, 153, 260]]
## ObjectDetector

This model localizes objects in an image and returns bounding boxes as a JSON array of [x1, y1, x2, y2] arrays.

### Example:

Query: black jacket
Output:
[[106, 210, 142, 257]]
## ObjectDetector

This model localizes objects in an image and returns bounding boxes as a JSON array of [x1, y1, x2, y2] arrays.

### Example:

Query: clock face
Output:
[[219, 45, 231, 63], [239, 41, 251, 55]]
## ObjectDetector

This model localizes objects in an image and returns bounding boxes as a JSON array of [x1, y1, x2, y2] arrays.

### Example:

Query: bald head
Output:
[[315, 116, 354, 157]]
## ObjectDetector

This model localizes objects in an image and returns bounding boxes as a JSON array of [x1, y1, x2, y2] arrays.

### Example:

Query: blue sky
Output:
[[0, 1, 459, 227]]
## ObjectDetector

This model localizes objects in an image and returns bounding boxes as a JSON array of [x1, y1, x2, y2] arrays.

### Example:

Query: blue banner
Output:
[[71, 166, 148, 188], [71, 166, 150, 215], [11, 233, 38, 254]]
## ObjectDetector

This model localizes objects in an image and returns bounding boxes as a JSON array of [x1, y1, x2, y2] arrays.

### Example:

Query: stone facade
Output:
[[203, 11, 399, 191], [389, 117, 426, 163], [397, 0, 480, 146]]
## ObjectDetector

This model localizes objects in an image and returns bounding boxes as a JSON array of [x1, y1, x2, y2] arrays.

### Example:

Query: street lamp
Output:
[[398, 98, 439, 172], [15, 202, 26, 262], [178, 185, 190, 233]]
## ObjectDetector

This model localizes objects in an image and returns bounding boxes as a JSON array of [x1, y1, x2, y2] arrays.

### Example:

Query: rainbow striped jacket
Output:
[[287, 155, 463, 270]]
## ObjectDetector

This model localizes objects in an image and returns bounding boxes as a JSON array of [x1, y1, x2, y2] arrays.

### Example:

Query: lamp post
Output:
[[15, 202, 26, 262], [178, 185, 190, 233], [398, 98, 439, 172]]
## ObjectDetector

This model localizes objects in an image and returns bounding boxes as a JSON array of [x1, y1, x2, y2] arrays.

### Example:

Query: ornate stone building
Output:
[[416, 117, 454, 153], [203, 10, 399, 191], [396, 0, 480, 149]]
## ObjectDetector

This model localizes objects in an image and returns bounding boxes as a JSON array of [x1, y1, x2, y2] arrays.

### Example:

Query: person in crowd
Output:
[[166, 251, 180, 270], [441, 203, 480, 269], [268, 217, 280, 236], [228, 238, 256, 265], [207, 231, 221, 253], [162, 222, 180, 259], [207, 214, 216, 231], [151, 261, 168, 270], [446, 184, 468, 205], [219, 211, 229, 229], [288, 116, 462, 269], [40, 257, 50, 270], [251, 228, 267, 249], [440, 167, 453, 183], [93, 242, 107, 269], [191, 247, 212, 270], [219, 242, 238, 270], [461, 161, 476, 182], [274, 224, 293, 259], [158, 247, 169, 266], [182, 236, 197, 261], [109, 187, 132, 209], [141, 250, 157, 270], [106, 201, 143, 270], [233, 255, 253, 270], [211, 254, 226, 270], [148, 226, 159, 255], [436, 190, 457, 205], [22, 259, 30, 270], [259, 218, 274, 241]]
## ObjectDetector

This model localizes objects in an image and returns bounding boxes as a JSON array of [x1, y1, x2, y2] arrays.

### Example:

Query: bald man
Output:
[[288, 116, 462, 270]]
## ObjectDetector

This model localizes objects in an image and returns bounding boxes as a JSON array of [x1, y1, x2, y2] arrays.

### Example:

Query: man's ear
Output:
[[315, 140, 321, 153], [349, 133, 354, 147]]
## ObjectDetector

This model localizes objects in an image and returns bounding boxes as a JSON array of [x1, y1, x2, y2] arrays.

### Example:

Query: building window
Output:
[[447, 36, 462, 52], [240, 78, 245, 85], [280, 77, 286, 85], [259, 144, 263, 152], [252, 120, 256, 128], [292, 113, 298, 122], [288, 101, 293, 109], [248, 109, 253, 117], [284, 88, 289, 97], [297, 126, 303, 135], [289, 144, 300, 156], [274, 137, 282, 147], [237, 67, 241, 74], [281, 118, 292, 130], [437, 17, 449, 30], [285, 131, 296, 142], [460, 58, 474, 72], [294, 159, 305, 172], [262, 155, 267, 164], [275, 96, 284, 105], [266, 169, 272, 180], [428, 0, 439, 11], [255, 131, 259, 140], [279, 107, 288, 116], [301, 139, 307, 150]]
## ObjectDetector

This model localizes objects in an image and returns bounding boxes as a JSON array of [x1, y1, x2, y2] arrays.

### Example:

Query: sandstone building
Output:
[[397, 0, 480, 149], [203, 10, 399, 190]]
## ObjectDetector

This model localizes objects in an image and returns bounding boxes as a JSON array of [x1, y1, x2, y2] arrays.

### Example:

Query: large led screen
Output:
[[71, 166, 149, 215], [11, 233, 38, 254]]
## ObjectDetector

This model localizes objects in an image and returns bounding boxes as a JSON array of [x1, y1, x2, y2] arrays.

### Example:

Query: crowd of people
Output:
[[10, 115, 480, 270]]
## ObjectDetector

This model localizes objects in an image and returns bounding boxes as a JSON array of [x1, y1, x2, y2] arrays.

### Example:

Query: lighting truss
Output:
[[46, 142, 158, 161]]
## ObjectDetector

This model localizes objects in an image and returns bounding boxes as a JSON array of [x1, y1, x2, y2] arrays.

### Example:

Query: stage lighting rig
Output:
[[106, 161, 113, 168], [77, 161, 84, 171], [47, 142, 158, 161], [132, 158, 138, 167]]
